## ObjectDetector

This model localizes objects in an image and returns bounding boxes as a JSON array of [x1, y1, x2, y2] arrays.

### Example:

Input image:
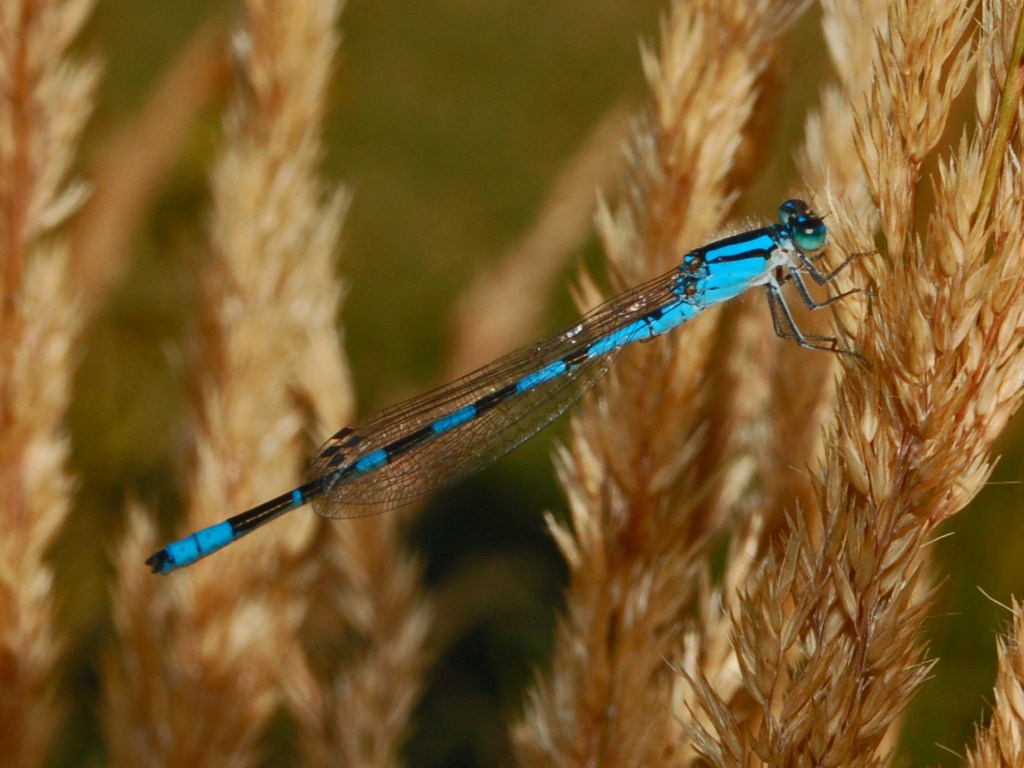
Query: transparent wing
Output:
[[307, 267, 687, 518]]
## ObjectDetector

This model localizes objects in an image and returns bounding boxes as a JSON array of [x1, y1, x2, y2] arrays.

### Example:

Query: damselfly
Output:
[[148, 199, 856, 574]]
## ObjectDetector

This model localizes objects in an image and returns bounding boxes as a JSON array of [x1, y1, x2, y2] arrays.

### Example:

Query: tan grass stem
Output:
[[977, 2, 1024, 224], [685, 1, 1024, 764], [70, 22, 229, 320], [0, 0, 97, 766], [514, 1, 812, 764], [104, 0, 356, 763], [447, 103, 631, 377]]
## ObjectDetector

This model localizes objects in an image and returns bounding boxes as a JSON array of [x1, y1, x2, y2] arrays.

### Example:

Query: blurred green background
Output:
[[52, 1, 1024, 766]]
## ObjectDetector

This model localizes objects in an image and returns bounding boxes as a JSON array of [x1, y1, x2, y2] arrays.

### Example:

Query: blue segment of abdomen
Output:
[[159, 521, 236, 571], [355, 449, 388, 473], [515, 360, 568, 393], [432, 405, 477, 434], [586, 319, 649, 357]]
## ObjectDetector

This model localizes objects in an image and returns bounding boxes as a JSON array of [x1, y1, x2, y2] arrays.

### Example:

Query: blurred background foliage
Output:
[[51, 1, 1023, 765]]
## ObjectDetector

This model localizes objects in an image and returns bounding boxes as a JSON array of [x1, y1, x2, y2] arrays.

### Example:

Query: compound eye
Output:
[[794, 221, 827, 252]]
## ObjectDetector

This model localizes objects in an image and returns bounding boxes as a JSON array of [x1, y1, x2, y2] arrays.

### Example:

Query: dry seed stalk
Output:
[[0, 1, 97, 766], [104, 0, 359, 763], [685, 0, 1024, 765], [514, 1, 813, 764]]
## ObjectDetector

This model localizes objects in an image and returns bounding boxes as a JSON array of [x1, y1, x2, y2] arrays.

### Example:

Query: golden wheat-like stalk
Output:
[[0, 1, 97, 766], [70, 23, 228, 320], [103, 0, 358, 764], [682, 0, 1024, 765], [513, 1, 814, 764], [286, 511, 432, 768]]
